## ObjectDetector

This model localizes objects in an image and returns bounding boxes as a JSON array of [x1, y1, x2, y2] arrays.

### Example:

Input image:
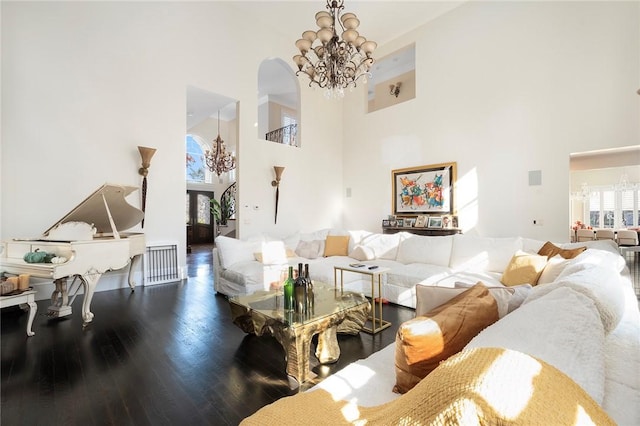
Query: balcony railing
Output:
[[265, 124, 298, 147]]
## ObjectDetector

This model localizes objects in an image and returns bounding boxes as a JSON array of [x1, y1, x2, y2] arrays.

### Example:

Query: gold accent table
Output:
[[229, 283, 370, 385], [334, 265, 392, 334]]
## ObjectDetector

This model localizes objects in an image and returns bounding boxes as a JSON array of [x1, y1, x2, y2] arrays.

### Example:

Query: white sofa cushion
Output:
[[223, 260, 284, 290], [349, 245, 376, 261], [396, 234, 453, 267], [525, 260, 626, 334], [387, 263, 452, 289], [255, 240, 288, 265], [466, 286, 606, 405], [537, 254, 569, 285], [215, 235, 261, 269], [450, 235, 522, 273], [359, 232, 404, 260], [295, 239, 324, 259], [347, 230, 374, 252]]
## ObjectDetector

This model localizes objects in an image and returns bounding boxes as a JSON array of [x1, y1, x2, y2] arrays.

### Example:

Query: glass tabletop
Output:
[[229, 282, 367, 328]]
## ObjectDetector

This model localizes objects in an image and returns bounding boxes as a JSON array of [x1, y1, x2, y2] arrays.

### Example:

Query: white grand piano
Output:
[[0, 183, 145, 327]]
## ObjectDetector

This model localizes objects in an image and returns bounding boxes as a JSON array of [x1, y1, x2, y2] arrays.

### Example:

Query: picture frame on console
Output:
[[414, 215, 427, 228], [427, 216, 443, 229], [404, 218, 416, 227], [392, 162, 456, 216]]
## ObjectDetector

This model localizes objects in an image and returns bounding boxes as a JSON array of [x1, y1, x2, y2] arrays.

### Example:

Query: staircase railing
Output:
[[220, 182, 237, 224], [265, 124, 298, 147]]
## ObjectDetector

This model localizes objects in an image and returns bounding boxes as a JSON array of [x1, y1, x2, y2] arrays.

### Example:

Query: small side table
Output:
[[0, 290, 37, 336], [334, 265, 392, 334]]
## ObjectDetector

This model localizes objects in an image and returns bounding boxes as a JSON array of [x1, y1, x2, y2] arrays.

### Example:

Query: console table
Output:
[[382, 227, 461, 236]]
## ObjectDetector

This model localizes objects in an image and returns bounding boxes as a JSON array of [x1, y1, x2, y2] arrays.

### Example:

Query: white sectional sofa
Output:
[[212, 228, 621, 309], [237, 232, 640, 425]]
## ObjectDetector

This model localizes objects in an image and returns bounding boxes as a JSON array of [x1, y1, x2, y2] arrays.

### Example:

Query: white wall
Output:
[[342, 1, 640, 242], [1, 2, 342, 297]]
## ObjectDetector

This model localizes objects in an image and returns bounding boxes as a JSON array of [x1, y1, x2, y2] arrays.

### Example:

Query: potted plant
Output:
[[210, 198, 224, 226]]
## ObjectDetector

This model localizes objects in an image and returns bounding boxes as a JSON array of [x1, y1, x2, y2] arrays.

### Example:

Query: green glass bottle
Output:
[[283, 266, 294, 312]]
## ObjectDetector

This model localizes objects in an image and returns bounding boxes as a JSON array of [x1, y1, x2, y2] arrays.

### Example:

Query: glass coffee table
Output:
[[228, 283, 370, 385]]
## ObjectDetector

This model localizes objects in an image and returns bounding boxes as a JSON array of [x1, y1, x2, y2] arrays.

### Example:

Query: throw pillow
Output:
[[295, 239, 324, 259], [537, 254, 569, 285], [415, 282, 513, 319], [253, 241, 288, 265], [393, 283, 499, 394], [500, 250, 548, 286], [215, 235, 259, 269], [349, 245, 375, 261], [537, 241, 586, 259], [324, 235, 350, 257]]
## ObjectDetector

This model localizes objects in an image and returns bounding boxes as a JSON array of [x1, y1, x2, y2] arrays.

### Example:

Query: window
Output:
[[186, 134, 213, 184], [588, 187, 640, 228]]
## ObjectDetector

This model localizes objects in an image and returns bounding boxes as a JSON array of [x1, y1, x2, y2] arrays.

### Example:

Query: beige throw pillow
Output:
[[324, 235, 350, 257], [500, 250, 548, 286]]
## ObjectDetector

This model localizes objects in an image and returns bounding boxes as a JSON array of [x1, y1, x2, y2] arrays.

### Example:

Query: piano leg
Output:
[[127, 254, 143, 292], [80, 273, 101, 326], [48, 278, 73, 317]]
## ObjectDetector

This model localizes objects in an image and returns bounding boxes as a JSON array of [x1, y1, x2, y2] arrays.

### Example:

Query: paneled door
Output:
[[186, 190, 214, 245]]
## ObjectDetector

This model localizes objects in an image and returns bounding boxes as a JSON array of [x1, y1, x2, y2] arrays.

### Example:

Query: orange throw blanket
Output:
[[241, 347, 614, 425]]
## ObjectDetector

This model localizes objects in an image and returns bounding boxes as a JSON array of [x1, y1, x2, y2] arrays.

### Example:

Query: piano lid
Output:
[[43, 183, 144, 237]]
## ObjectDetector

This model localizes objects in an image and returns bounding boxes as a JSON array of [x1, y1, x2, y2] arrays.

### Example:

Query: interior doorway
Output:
[[186, 190, 215, 246]]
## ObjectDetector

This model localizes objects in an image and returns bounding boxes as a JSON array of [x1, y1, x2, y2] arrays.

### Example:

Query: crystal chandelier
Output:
[[293, 0, 377, 98], [205, 111, 236, 176]]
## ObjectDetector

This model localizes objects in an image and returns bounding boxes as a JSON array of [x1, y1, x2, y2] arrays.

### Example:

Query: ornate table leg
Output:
[[315, 326, 340, 364]]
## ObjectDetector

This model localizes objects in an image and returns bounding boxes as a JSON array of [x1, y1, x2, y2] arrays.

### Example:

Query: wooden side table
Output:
[[0, 290, 37, 336], [334, 265, 392, 334]]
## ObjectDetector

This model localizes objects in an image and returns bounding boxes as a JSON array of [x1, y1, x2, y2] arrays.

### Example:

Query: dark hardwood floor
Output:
[[1, 244, 414, 425]]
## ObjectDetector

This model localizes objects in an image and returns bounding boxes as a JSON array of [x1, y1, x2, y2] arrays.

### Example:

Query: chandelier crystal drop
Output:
[[205, 111, 236, 176], [293, 0, 377, 98]]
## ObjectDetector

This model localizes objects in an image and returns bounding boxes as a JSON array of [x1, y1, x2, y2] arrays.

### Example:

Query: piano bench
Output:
[[0, 290, 37, 336]]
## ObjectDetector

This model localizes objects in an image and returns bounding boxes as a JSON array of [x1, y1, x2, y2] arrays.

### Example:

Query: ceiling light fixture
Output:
[[205, 111, 236, 176], [293, 0, 377, 98]]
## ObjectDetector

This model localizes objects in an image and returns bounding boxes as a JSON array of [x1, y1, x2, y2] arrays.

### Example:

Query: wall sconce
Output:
[[389, 82, 402, 98], [271, 166, 285, 224], [137, 146, 157, 228]]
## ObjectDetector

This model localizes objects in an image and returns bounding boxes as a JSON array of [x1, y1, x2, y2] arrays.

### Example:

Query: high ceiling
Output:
[[187, 1, 465, 128]]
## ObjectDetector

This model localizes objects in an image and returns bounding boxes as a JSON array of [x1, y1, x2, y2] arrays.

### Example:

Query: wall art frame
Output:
[[392, 162, 456, 216]]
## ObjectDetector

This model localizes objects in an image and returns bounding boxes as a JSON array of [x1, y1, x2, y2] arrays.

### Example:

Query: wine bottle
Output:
[[294, 263, 306, 314], [305, 263, 314, 314], [283, 266, 294, 312]]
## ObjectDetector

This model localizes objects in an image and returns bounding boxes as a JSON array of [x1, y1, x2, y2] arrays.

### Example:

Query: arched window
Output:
[[186, 134, 213, 184]]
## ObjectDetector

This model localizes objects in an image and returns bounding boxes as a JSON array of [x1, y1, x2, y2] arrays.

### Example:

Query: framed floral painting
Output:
[[392, 162, 456, 216]]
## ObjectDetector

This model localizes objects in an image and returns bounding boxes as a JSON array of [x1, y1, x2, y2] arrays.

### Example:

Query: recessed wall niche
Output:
[[257, 58, 300, 147], [367, 44, 416, 113]]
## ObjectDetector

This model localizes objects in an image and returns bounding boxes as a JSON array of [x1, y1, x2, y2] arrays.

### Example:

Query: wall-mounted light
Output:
[[271, 166, 285, 224], [137, 146, 157, 228], [389, 82, 402, 97]]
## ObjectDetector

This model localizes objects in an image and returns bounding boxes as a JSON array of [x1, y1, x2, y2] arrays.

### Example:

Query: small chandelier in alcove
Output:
[[205, 111, 236, 176]]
